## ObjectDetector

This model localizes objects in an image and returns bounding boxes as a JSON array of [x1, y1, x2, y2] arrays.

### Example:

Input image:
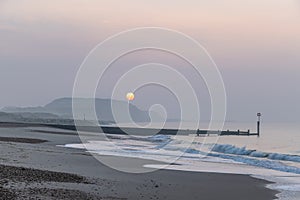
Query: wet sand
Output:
[[0, 136, 47, 144], [0, 122, 278, 200]]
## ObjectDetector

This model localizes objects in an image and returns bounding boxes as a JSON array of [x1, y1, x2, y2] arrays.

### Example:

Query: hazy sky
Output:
[[0, 0, 299, 122]]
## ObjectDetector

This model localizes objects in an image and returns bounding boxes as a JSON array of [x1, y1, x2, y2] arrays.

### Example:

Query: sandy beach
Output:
[[0, 123, 278, 200]]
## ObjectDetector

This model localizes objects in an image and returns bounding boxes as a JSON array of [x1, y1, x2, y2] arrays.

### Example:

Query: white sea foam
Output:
[[62, 134, 300, 200]]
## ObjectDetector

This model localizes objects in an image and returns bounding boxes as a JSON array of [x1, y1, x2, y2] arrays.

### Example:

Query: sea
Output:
[[63, 121, 300, 200]]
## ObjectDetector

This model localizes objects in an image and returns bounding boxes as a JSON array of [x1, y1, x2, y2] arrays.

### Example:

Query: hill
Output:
[[1, 98, 152, 123]]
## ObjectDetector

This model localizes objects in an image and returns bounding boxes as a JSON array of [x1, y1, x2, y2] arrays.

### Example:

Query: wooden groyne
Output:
[[47, 124, 260, 136]]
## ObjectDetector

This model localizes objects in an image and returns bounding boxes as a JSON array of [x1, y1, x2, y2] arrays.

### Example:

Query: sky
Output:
[[0, 0, 300, 122]]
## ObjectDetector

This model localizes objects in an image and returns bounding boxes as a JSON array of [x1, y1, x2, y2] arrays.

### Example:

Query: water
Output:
[[63, 122, 300, 199], [219, 122, 300, 156]]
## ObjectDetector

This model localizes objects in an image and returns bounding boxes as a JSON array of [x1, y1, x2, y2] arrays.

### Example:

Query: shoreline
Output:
[[0, 124, 278, 199], [0, 121, 257, 136]]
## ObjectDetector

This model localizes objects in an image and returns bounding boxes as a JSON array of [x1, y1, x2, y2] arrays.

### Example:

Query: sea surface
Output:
[[64, 122, 300, 200]]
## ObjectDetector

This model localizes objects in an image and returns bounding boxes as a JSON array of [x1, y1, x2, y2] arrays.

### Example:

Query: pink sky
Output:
[[1, 0, 299, 66], [0, 1, 299, 121]]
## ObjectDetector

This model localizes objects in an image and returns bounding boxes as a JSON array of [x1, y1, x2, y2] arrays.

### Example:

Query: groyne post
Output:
[[257, 113, 261, 137]]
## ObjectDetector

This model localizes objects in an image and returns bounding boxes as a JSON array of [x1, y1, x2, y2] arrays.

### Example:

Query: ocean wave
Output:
[[208, 152, 300, 174], [147, 134, 172, 142], [64, 135, 300, 175], [212, 144, 300, 163]]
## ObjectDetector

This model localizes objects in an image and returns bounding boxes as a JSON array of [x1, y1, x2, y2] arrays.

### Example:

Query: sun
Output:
[[126, 92, 135, 101]]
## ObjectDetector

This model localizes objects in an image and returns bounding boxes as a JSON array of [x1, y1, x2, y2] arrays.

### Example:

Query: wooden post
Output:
[[257, 121, 260, 137], [257, 113, 261, 137]]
